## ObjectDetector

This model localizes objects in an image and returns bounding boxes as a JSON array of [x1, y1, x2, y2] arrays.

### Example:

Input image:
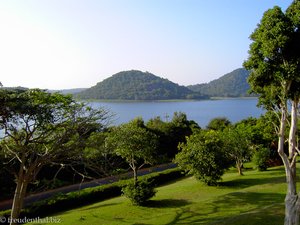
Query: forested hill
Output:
[[76, 70, 205, 100], [187, 68, 251, 97], [49, 88, 87, 95]]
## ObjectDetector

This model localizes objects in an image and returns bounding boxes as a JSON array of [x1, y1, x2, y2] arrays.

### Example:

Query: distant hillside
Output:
[[49, 88, 87, 95], [187, 68, 251, 97], [76, 70, 205, 100], [1, 86, 28, 91]]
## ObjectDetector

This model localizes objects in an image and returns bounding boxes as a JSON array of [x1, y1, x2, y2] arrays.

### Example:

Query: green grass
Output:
[[28, 166, 289, 225]]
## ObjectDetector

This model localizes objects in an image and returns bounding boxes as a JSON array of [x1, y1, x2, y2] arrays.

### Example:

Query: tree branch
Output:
[[4, 144, 22, 164], [291, 152, 298, 168]]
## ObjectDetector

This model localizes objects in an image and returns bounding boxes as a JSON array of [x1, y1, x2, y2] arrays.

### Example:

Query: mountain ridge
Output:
[[187, 68, 251, 97], [76, 70, 205, 100], [18, 68, 252, 99]]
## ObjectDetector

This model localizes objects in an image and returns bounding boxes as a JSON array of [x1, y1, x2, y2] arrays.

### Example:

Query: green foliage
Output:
[[145, 167, 184, 186], [26, 182, 124, 218], [146, 112, 199, 160], [76, 70, 206, 100], [243, 3, 300, 222], [0, 89, 112, 220], [83, 131, 125, 176], [106, 118, 158, 167], [175, 130, 233, 186], [122, 179, 157, 206], [106, 118, 159, 184], [187, 68, 252, 97], [235, 115, 282, 167], [253, 147, 271, 171], [244, 3, 300, 107], [222, 125, 252, 175], [206, 117, 231, 131], [0, 89, 111, 170]]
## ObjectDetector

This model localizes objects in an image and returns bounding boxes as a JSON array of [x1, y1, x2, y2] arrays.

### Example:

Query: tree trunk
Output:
[[10, 174, 29, 225], [284, 175, 300, 225], [284, 163, 300, 225], [236, 160, 243, 175], [133, 167, 138, 186], [280, 100, 300, 225]]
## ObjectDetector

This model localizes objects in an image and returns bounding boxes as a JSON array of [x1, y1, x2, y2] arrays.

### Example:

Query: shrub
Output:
[[252, 147, 271, 171], [146, 167, 184, 186], [122, 179, 156, 206], [175, 130, 233, 186]]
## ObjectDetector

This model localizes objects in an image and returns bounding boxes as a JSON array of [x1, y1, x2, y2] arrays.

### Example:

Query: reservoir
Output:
[[88, 98, 265, 127]]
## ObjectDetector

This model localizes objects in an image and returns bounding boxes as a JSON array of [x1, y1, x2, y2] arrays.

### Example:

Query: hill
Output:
[[187, 68, 251, 97], [76, 70, 205, 100]]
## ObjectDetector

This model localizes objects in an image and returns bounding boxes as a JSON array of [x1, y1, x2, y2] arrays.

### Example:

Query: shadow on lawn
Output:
[[165, 192, 285, 225], [219, 174, 286, 189]]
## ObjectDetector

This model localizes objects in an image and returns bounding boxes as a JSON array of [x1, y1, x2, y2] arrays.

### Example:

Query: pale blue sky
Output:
[[0, 0, 292, 89]]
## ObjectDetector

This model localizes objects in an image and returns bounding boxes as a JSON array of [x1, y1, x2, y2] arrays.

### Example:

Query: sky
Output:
[[0, 0, 293, 89]]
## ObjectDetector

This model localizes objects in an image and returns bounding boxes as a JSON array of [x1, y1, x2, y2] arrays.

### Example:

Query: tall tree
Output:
[[244, 1, 300, 224], [222, 125, 252, 175], [0, 89, 110, 224], [105, 118, 158, 185]]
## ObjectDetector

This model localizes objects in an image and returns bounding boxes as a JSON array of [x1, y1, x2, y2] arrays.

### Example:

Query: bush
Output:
[[252, 147, 271, 171], [146, 167, 184, 186], [175, 130, 233, 186], [122, 179, 156, 206]]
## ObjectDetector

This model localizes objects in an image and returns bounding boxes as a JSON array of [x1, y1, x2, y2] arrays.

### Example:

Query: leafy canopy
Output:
[[244, 2, 300, 107], [175, 130, 233, 186], [106, 118, 158, 169]]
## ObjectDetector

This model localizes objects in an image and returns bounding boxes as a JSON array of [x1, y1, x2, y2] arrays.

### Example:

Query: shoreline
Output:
[[76, 96, 257, 103]]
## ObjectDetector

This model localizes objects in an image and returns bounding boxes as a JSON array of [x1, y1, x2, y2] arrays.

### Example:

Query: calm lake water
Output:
[[89, 98, 265, 127]]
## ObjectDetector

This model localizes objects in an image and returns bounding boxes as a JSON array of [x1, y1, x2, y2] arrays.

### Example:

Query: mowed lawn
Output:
[[30, 166, 290, 225]]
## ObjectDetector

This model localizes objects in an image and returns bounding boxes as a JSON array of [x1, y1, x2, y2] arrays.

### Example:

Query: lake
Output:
[[88, 98, 265, 127]]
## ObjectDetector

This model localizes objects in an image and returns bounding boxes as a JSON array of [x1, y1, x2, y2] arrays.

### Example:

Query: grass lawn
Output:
[[29, 166, 289, 225]]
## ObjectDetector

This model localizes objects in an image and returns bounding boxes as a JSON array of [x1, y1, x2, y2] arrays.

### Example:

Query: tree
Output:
[[175, 130, 233, 186], [0, 89, 110, 224], [105, 118, 158, 185], [146, 112, 199, 161], [222, 125, 252, 175], [252, 147, 271, 171], [83, 131, 125, 177], [244, 1, 300, 224], [235, 115, 280, 170]]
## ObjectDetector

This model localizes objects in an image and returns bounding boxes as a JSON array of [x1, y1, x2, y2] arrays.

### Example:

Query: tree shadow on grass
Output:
[[219, 175, 286, 189], [144, 199, 190, 208], [164, 192, 285, 225]]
